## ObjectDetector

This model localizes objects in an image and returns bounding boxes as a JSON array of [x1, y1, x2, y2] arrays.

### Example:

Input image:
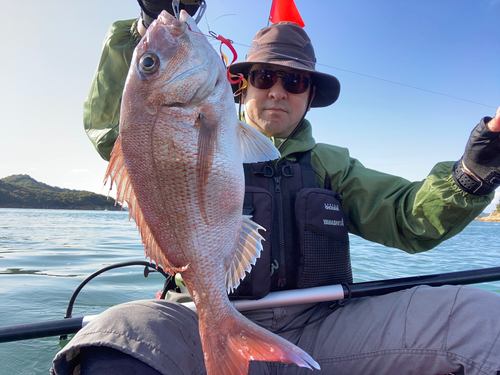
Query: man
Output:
[[53, 5, 500, 375]]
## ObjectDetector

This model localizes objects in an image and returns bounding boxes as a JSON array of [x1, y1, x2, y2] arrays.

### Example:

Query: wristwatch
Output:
[[453, 160, 494, 195]]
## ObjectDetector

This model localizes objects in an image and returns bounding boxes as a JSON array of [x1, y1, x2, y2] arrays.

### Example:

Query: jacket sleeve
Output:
[[312, 144, 494, 254], [83, 19, 142, 161]]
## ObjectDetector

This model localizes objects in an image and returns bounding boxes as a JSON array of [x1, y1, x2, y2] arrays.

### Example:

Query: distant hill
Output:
[[477, 210, 500, 222], [475, 195, 499, 222], [0, 174, 121, 210]]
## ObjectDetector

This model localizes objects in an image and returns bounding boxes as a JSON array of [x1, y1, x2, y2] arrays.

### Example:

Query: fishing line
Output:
[[205, 13, 237, 30], [228, 40, 497, 109], [186, 24, 247, 90], [189, 5, 495, 109]]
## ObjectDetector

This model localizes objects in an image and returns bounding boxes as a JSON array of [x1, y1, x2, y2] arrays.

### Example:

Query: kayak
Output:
[[2, 262, 500, 344]]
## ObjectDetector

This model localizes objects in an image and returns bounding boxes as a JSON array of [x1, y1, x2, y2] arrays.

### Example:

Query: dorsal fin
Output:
[[225, 215, 266, 293], [104, 136, 186, 275], [237, 120, 281, 163]]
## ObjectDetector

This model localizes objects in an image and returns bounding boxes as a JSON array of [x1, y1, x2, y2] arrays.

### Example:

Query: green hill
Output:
[[0, 174, 121, 210]]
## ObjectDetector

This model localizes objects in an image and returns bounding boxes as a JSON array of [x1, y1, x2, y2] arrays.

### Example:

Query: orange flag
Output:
[[269, 0, 305, 27]]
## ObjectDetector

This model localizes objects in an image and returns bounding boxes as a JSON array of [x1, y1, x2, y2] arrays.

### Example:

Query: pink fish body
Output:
[[105, 10, 320, 374]]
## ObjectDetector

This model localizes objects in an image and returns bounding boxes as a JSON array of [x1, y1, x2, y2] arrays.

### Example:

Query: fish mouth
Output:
[[156, 11, 187, 37], [155, 9, 202, 37]]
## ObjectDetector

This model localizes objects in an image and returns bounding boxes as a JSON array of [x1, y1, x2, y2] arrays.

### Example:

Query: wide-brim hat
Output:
[[229, 22, 340, 108]]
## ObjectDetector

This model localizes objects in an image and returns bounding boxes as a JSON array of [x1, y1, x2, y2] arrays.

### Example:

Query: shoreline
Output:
[[0, 205, 123, 211], [476, 211, 500, 222]]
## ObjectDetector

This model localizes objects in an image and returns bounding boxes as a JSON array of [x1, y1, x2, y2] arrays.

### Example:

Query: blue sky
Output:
[[0, 0, 499, 212]]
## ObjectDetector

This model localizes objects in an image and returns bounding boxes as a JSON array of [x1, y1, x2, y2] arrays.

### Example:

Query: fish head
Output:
[[120, 9, 228, 137]]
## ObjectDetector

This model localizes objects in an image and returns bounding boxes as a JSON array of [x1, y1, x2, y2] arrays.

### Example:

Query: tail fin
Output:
[[200, 308, 320, 374]]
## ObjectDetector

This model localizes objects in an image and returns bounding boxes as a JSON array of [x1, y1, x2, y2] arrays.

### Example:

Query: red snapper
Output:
[[105, 10, 320, 374]]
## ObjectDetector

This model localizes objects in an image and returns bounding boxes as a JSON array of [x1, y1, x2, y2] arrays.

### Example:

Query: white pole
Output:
[[181, 284, 346, 312]]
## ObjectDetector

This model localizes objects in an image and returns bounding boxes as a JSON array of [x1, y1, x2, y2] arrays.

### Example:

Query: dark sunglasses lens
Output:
[[250, 70, 310, 94], [250, 70, 276, 90], [283, 73, 310, 94]]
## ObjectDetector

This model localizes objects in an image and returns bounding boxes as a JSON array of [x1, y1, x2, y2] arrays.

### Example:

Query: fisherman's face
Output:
[[242, 64, 314, 139]]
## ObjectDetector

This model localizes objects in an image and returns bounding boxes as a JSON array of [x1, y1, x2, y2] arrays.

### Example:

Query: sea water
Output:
[[0, 208, 499, 374]]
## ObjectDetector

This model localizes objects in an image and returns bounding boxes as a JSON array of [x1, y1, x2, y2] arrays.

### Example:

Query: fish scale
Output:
[[105, 9, 320, 374]]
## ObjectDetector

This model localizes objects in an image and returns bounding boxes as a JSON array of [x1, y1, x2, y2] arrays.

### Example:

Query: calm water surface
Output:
[[0, 208, 499, 374]]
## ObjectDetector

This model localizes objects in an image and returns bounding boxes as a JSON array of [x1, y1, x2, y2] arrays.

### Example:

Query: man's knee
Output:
[[52, 300, 205, 375]]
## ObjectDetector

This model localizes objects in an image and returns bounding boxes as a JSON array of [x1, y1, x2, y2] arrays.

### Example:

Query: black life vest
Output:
[[229, 151, 353, 300]]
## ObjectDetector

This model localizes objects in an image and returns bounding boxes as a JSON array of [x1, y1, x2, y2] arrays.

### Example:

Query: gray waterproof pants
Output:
[[51, 285, 500, 375]]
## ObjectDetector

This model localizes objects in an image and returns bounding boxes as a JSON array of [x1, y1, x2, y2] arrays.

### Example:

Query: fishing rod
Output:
[[2, 266, 500, 344]]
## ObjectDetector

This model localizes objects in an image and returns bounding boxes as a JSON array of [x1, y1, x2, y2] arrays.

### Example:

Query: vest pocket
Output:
[[229, 186, 274, 300], [295, 188, 353, 288]]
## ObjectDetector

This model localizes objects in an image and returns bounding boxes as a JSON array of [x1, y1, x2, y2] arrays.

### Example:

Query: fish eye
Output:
[[139, 53, 160, 74]]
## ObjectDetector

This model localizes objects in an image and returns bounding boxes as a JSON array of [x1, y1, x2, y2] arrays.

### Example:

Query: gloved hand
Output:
[[453, 106, 500, 195], [138, 0, 201, 28]]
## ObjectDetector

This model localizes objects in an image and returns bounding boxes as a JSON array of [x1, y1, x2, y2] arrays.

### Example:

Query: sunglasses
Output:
[[248, 69, 312, 94]]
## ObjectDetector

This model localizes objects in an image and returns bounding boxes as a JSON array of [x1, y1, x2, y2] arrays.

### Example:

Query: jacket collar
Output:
[[272, 119, 316, 159]]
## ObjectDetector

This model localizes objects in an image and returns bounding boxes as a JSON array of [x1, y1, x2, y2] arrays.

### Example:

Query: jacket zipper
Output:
[[274, 175, 286, 287]]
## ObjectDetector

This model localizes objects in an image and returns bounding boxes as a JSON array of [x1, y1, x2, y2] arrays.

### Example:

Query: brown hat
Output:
[[229, 22, 340, 108]]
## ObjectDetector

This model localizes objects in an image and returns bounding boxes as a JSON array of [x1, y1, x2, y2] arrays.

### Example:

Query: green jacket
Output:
[[84, 19, 141, 161], [84, 19, 493, 254], [274, 120, 492, 253]]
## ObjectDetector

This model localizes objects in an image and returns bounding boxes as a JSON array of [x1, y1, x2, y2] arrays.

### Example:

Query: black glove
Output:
[[138, 0, 201, 28], [453, 117, 500, 195]]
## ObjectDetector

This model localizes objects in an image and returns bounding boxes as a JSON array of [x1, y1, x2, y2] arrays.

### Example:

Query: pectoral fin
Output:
[[237, 120, 281, 163], [196, 112, 219, 222]]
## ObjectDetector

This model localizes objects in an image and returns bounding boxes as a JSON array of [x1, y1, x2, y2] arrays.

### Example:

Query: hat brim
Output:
[[229, 61, 340, 108]]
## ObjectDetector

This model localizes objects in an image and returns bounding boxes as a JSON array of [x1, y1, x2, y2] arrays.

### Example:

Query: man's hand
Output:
[[138, 0, 201, 30], [453, 106, 500, 195]]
